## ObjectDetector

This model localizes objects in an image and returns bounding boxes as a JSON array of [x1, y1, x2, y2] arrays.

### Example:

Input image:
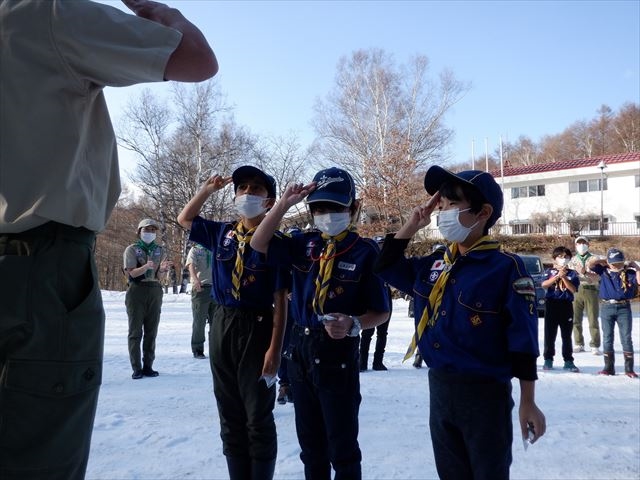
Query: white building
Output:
[[491, 152, 640, 237]]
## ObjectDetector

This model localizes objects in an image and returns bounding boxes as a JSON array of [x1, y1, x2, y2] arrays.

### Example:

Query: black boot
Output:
[[372, 326, 388, 371], [226, 456, 251, 480], [413, 353, 423, 369], [372, 351, 387, 371], [598, 352, 615, 375], [142, 364, 159, 377], [359, 333, 371, 371], [624, 352, 638, 378], [251, 458, 276, 480]]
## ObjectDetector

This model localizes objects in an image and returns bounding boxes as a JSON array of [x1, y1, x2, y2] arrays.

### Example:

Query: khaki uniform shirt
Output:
[[186, 244, 214, 286], [0, 0, 181, 233], [123, 243, 167, 284], [569, 252, 600, 288]]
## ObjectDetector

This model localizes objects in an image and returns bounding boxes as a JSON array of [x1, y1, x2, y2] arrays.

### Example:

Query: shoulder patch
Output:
[[513, 277, 536, 296]]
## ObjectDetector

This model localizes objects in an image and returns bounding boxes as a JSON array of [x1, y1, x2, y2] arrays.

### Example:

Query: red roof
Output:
[[489, 152, 640, 178]]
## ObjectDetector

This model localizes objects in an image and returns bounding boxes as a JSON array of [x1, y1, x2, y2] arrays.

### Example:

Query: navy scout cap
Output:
[[424, 166, 504, 229], [307, 167, 356, 207], [232, 165, 277, 198], [606, 248, 624, 264]]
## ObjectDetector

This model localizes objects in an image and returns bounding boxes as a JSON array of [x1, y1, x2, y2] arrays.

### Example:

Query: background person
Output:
[[359, 235, 392, 372], [569, 236, 601, 354], [178, 166, 286, 480], [186, 242, 216, 359], [123, 219, 171, 379], [541, 246, 580, 372], [0, 1, 217, 478], [588, 249, 639, 378]]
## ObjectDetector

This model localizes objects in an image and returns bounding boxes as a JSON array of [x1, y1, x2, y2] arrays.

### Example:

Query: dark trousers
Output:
[[288, 325, 362, 480], [428, 369, 513, 480], [209, 305, 277, 461], [543, 299, 575, 362], [0, 222, 103, 480], [359, 317, 389, 362], [125, 282, 163, 371], [190, 285, 215, 353], [278, 312, 294, 385]]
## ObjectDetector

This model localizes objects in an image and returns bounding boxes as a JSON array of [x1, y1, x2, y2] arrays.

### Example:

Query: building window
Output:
[[511, 184, 545, 199], [635, 175, 639, 188], [569, 178, 607, 194], [590, 217, 608, 231], [635, 215, 640, 229], [511, 223, 533, 234]]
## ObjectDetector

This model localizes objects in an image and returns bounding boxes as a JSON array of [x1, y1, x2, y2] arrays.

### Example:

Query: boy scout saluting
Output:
[[251, 167, 390, 480], [374, 166, 546, 480], [178, 166, 287, 480]]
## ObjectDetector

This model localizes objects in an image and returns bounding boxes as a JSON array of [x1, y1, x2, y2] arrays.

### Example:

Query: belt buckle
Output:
[[304, 327, 311, 335]]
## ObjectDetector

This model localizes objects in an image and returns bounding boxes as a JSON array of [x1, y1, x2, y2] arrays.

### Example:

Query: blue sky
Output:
[[101, 0, 640, 177]]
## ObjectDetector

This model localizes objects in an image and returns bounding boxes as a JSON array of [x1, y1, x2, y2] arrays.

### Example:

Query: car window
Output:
[[522, 256, 542, 275]]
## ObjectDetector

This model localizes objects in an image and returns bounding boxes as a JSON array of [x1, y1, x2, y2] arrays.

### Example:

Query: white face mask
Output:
[[140, 232, 156, 244], [234, 194, 268, 219], [556, 257, 568, 266], [576, 244, 589, 255], [314, 212, 351, 237], [437, 208, 478, 243]]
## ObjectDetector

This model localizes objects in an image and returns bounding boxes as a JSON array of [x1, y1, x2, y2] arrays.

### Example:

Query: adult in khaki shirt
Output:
[[0, 1, 217, 479], [569, 236, 601, 354]]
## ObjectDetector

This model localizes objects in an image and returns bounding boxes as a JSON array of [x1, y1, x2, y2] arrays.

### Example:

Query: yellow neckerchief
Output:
[[403, 235, 501, 361], [231, 222, 256, 300], [609, 267, 630, 293], [312, 225, 356, 315]]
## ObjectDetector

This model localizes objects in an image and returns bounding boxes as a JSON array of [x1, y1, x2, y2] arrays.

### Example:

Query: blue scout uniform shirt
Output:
[[542, 267, 580, 301], [267, 230, 390, 327], [376, 237, 539, 382], [189, 216, 285, 309], [591, 264, 638, 301]]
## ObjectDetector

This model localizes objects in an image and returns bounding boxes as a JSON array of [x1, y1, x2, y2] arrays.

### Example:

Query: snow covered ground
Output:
[[86, 292, 640, 480]]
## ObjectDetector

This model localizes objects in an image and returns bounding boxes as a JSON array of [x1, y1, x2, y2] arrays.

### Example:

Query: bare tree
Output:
[[312, 48, 469, 231], [612, 102, 640, 153]]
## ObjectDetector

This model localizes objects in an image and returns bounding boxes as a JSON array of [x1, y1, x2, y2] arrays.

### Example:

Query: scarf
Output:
[[311, 225, 356, 315], [231, 222, 256, 300], [403, 235, 501, 361]]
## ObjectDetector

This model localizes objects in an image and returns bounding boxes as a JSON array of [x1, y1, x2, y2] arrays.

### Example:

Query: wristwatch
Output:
[[348, 316, 362, 337]]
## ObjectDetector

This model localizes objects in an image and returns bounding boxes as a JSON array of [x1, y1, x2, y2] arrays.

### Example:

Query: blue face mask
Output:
[[437, 208, 478, 243]]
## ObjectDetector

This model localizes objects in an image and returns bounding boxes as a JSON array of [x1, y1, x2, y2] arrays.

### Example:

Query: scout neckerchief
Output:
[[312, 225, 357, 315], [607, 267, 631, 294], [231, 222, 256, 300], [403, 235, 501, 361], [136, 239, 158, 262]]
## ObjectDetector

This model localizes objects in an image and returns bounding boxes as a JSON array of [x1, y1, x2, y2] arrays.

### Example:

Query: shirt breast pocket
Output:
[[457, 289, 501, 315], [331, 267, 362, 285]]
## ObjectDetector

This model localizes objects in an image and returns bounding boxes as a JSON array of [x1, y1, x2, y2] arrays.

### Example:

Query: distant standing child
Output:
[[588, 248, 639, 378], [541, 246, 580, 372]]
